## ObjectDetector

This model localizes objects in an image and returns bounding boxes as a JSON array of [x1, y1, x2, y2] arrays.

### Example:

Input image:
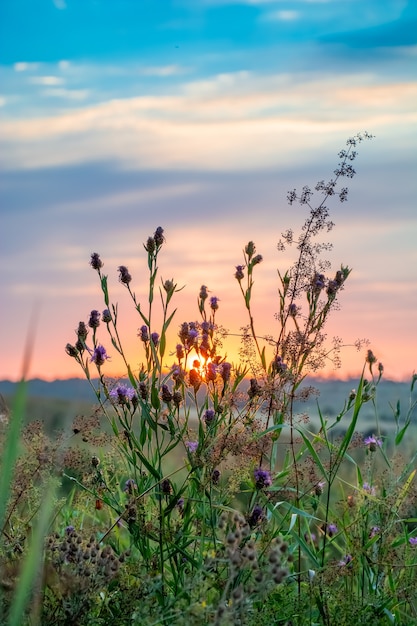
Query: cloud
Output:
[[29, 75, 65, 86], [138, 64, 188, 77], [1, 70, 416, 171], [264, 10, 300, 21]]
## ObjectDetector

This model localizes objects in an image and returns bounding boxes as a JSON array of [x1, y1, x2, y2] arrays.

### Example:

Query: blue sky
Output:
[[1, 0, 416, 381]]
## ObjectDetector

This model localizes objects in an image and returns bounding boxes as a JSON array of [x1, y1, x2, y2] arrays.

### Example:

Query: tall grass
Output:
[[1, 132, 417, 625]]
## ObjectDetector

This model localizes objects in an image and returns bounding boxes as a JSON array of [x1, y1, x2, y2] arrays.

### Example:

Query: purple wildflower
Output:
[[363, 482, 376, 496], [102, 309, 112, 323], [185, 441, 198, 453], [65, 525, 75, 535], [206, 362, 217, 382], [151, 332, 159, 346], [288, 303, 298, 317], [90, 345, 109, 366], [326, 523, 338, 537], [123, 479, 137, 494], [235, 265, 245, 281], [339, 554, 353, 567], [118, 265, 132, 285], [203, 409, 216, 425], [199, 285, 208, 301], [248, 505, 264, 528], [209, 296, 219, 311], [88, 310, 101, 329], [139, 325, 149, 342], [370, 526, 380, 538], [254, 467, 272, 490], [154, 226, 165, 247], [221, 362, 231, 383], [109, 384, 136, 405], [90, 252, 103, 270], [211, 469, 221, 484], [409, 537, 417, 546], [364, 435, 382, 452], [77, 321, 88, 341]]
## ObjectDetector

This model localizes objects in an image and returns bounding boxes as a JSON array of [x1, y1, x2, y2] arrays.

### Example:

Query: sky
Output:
[[0, 0, 416, 382]]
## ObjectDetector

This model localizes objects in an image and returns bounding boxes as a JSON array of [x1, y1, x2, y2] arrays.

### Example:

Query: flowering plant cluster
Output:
[[2, 133, 417, 625]]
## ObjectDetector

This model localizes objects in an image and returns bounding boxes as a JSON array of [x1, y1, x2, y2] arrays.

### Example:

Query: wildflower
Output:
[[235, 265, 245, 281], [175, 344, 184, 360], [151, 332, 159, 347], [123, 479, 137, 494], [363, 482, 376, 496], [248, 505, 264, 528], [161, 384, 173, 404], [248, 378, 261, 399], [118, 265, 132, 284], [65, 525, 75, 535], [138, 382, 148, 400], [185, 441, 198, 453], [210, 296, 219, 311], [102, 309, 112, 323], [409, 537, 417, 546], [211, 469, 220, 484], [288, 303, 298, 317], [109, 384, 136, 405], [88, 309, 101, 329], [366, 349, 377, 364], [203, 408, 216, 425], [251, 254, 263, 266], [77, 321, 89, 341], [161, 479, 171, 495], [189, 368, 201, 392], [254, 467, 272, 490], [173, 391, 182, 408], [314, 481, 325, 496], [221, 362, 231, 383], [199, 285, 208, 301], [90, 345, 109, 366], [364, 435, 382, 452], [339, 554, 353, 567], [176, 497, 184, 513], [65, 343, 78, 358], [370, 526, 380, 538], [273, 355, 287, 375], [245, 241, 256, 257], [139, 325, 149, 342], [206, 362, 217, 382], [154, 226, 165, 247], [144, 236, 155, 254], [325, 523, 338, 537], [312, 272, 325, 293], [90, 252, 103, 270], [163, 279, 175, 295]]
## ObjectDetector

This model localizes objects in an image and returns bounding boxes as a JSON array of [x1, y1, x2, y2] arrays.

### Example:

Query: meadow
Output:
[[1, 132, 417, 626]]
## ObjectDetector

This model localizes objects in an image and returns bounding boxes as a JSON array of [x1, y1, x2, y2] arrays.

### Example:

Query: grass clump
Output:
[[2, 132, 417, 625]]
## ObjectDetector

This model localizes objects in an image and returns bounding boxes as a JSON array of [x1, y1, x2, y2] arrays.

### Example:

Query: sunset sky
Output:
[[1, 0, 416, 382]]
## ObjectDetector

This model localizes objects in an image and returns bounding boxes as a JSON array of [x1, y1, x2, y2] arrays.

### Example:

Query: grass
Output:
[[1, 132, 417, 625]]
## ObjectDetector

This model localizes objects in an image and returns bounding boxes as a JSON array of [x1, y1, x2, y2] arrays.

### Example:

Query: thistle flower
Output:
[[65, 343, 78, 358], [210, 296, 219, 311], [139, 325, 149, 342], [185, 441, 198, 453], [102, 309, 112, 323], [254, 467, 272, 490], [88, 310, 101, 329], [118, 265, 132, 285], [161, 384, 173, 404], [235, 265, 245, 281], [90, 252, 103, 270], [203, 408, 216, 425], [123, 479, 137, 494], [77, 321, 89, 341], [339, 554, 353, 567], [364, 435, 382, 452], [109, 384, 136, 405], [248, 505, 264, 528], [151, 332, 160, 346], [90, 345, 109, 366], [154, 226, 165, 247]]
